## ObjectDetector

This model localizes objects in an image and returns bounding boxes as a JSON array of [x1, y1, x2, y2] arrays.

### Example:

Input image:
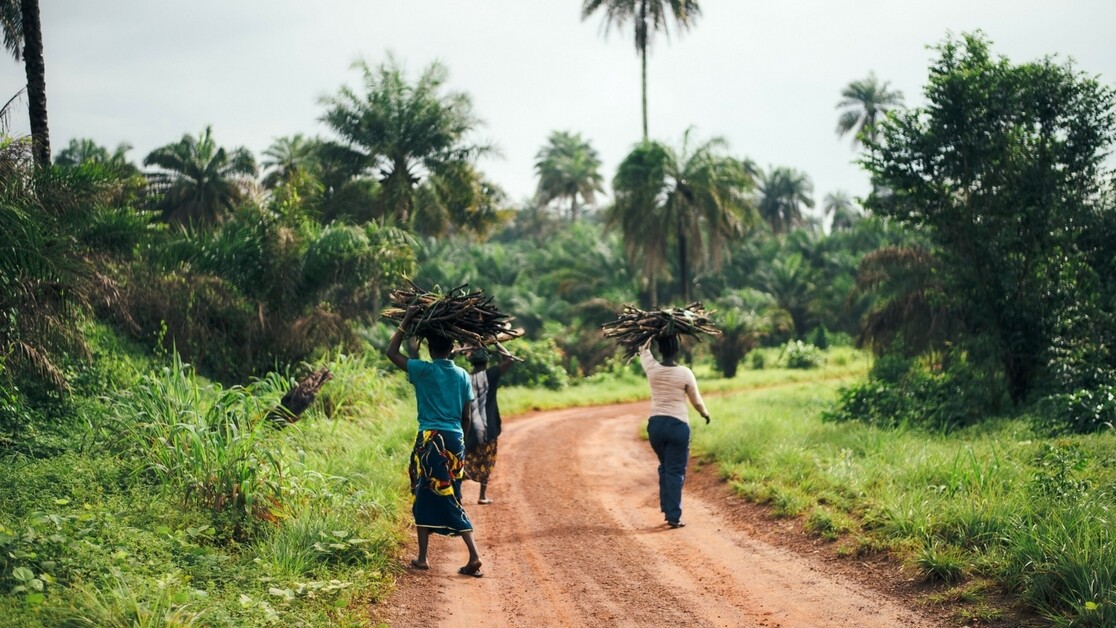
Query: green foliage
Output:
[[698, 379, 1116, 626], [783, 340, 824, 369], [109, 352, 285, 531], [1038, 387, 1116, 434], [609, 129, 754, 304], [499, 337, 570, 390], [826, 350, 1009, 431], [533, 130, 604, 221], [917, 540, 967, 583], [143, 126, 257, 228], [708, 305, 765, 378], [862, 32, 1116, 407], [320, 55, 503, 236]]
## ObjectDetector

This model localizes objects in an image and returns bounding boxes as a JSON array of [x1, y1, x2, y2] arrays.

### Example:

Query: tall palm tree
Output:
[[2, 0, 49, 168], [609, 128, 752, 304], [581, 0, 701, 139], [836, 72, 904, 148], [823, 190, 861, 232], [534, 130, 605, 221], [756, 166, 814, 234], [320, 56, 490, 228], [143, 126, 257, 228]]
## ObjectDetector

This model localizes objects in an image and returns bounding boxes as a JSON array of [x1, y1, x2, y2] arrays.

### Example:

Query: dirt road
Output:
[[372, 400, 944, 627]]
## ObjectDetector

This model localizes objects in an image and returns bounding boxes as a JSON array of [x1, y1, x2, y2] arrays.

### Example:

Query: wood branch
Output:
[[381, 282, 524, 358], [601, 303, 722, 357]]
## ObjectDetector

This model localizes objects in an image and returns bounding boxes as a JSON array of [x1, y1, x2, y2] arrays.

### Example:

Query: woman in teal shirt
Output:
[[387, 306, 483, 577]]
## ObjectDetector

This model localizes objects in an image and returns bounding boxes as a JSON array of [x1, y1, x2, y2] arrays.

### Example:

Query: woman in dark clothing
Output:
[[464, 350, 514, 504]]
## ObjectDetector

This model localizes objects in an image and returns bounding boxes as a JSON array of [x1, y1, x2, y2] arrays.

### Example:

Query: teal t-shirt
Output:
[[407, 358, 474, 433]]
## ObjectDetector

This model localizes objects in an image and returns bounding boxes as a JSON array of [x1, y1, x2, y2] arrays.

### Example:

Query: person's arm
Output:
[[461, 403, 472, 436], [497, 355, 514, 376], [386, 305, 420, 372], [685, 371, 711, 424]]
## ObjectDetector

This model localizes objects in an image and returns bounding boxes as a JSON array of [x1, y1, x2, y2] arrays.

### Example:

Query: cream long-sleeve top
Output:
[[639, 343, 709, 424]]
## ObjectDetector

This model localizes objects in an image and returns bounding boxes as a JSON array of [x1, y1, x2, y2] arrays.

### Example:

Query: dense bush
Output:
[[783, 340, 824, 369], [498, 337, 570, 390]]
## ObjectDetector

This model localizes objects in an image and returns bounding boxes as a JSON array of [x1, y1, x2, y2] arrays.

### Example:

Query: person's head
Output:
[[467, 349, 490, 368], [425, 333, 453, 359], [656, 334, 680, 361]]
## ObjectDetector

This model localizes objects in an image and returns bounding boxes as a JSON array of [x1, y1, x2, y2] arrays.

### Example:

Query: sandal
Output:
[[478, 498, 493, 505], [458, 561, 484, 578], [410, 559, 429, 570]]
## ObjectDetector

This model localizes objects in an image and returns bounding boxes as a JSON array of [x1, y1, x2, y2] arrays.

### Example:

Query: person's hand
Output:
[[400, 305, 421, 330], [703, 414, 711, 425]]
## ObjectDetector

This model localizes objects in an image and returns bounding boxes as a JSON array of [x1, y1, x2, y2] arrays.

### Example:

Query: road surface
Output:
[[371, 399, 944, 627]]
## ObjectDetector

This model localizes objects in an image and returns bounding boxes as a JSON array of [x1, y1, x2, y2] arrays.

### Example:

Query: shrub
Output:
[[783, 340, 824, 369], [498, 337, 569, 390]]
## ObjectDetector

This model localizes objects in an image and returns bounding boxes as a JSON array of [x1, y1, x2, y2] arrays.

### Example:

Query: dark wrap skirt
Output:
[[409, 429, 473, 536]]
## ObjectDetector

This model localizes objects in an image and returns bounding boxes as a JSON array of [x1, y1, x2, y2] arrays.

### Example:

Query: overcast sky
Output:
[[3, 1, 1114, 214]]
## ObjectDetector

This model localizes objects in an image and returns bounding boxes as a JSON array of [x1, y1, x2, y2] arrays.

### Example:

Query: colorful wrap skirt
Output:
[[409, 430, 473, 536], [464, 438, 498, 485]]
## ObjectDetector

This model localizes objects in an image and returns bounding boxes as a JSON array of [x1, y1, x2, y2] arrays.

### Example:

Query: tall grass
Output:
[[110, 352, 284, 526], [694, 380, 1116, 625]]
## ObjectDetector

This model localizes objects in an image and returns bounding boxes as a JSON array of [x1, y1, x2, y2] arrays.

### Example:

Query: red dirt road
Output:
[[371, 400, 945, 627]]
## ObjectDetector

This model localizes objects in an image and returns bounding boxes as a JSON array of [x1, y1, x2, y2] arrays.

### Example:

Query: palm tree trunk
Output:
[[640, 44, 648, 140], [20, 0, 49, 169], [638, 0, 648, 140], [570, 192, 578, 222], [677, 224, 689, 304]]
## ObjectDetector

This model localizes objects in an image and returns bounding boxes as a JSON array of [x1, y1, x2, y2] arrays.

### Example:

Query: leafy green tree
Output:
[[862, 32, 1116, 404], [534, 130, 605, 221], [320, 56, 492, 232], [836, 72, 904, 148], [1, 0, 48, 168], [609, 129, 753, 304], [581, 0, 700, 139], [756, 166, 814, 234], [143, 126, 258, 228]]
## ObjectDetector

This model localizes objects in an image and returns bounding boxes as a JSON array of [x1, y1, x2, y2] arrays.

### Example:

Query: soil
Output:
[[366, 399, 1021, 627]]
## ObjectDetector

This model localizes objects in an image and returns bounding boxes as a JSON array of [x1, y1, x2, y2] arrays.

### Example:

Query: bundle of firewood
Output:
[[602, 303, 721, 356], [381, 282, 523, 358]]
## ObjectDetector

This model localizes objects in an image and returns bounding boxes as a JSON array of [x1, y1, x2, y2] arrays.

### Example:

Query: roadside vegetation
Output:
[[3, 2, 1114, 624]]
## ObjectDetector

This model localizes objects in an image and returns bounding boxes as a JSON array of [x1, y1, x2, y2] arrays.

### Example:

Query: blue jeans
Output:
[[647, 415, 690, 524]]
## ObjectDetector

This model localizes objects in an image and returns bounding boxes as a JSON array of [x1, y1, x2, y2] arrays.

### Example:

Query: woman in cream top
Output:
[[639, 335, 710, 528]]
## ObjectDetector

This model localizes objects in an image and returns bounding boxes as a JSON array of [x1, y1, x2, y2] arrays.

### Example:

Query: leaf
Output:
[[1085, 601, 1099, 611], [11, 566, 34, 582]]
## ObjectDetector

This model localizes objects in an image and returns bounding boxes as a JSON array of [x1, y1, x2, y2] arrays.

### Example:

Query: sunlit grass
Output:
[[693, 379, 1116, 625]]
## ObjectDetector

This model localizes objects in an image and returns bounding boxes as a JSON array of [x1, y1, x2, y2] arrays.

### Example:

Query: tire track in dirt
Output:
[[373, 400, 944, 627]]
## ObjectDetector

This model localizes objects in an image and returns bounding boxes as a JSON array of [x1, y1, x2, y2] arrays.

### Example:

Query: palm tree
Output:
[[836, 72, 904, 148], [756, 166, 814, 234], [823, 190, 861, 232], [581, 0, 701, 139], [609, 128, 752, 304], [2, 0, 49, 168], [55, 138, 136, 173], [320, 56, 490, 228], [143, 126, 257, 228], [534, 131, 605, 221], [261, 134, 320, 189]]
